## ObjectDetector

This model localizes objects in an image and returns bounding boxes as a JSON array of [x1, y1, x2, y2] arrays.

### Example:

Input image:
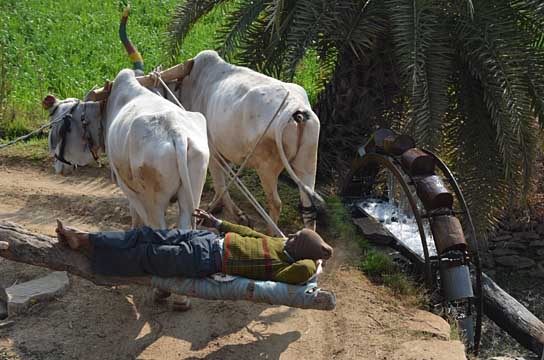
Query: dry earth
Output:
[[0, 159, 465, 360]]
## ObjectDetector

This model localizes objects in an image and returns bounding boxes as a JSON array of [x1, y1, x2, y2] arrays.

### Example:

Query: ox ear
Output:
[[42, 94, 59, 112]]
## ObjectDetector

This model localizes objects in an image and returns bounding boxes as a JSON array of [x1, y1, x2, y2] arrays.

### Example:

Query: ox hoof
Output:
[[152, 288, 171, 303], [171, 296, 191, 312]]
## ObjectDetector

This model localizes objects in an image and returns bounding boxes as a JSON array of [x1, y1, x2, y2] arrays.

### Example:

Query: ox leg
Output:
[[178, 149, 209, 229], [129, 205, 144, 228], [256, 163, 283, 235], [208, 157, 249, 225], [291, 167, 318, 231]]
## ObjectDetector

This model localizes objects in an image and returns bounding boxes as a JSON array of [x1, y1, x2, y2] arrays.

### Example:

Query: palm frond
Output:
[[218, 0, 268, 61], [456, 1, 537, 186], [167, 0, 228, 60], [388, 0, 453, 149], [444, 67, 512, 236]]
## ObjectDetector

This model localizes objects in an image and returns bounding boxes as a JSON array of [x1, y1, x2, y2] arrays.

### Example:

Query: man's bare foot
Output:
[[56, 219, 90, 250]]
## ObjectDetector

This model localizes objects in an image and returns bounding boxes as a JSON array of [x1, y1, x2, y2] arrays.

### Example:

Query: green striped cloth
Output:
[[219, 221, 316, 285]]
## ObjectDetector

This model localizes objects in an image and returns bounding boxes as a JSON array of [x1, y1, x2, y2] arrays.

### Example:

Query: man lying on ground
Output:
[[55, 209, 333, 285]]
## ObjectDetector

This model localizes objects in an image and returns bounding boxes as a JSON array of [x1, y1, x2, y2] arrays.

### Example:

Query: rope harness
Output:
[[50, 100, 80, 166], [149, 71, 289, 237], [52, 100, 103, 166]]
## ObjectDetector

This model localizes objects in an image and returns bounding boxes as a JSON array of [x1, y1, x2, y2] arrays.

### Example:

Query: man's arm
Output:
[[218, 220, 269, 238], [193, 208, 270, 238], [274, 260, 317, 285]]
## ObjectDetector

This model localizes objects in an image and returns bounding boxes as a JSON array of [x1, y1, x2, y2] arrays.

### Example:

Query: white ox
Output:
[[45, 68, 209, 229], [163, 50, 324, 230]]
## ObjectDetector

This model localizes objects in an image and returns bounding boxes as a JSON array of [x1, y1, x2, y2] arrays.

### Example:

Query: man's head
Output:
[[284, 229, 333, 261]]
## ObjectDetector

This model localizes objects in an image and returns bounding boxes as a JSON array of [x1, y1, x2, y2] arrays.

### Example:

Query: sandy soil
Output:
[[0, 161, 460, 360]]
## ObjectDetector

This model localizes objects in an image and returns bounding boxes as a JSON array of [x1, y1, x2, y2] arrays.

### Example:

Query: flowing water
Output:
[[357, 198, 437, 257]]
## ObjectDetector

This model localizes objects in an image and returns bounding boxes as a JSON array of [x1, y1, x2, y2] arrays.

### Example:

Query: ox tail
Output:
[[172, 136, 196, 229], [274, 115, 325, 212], [119, 5, 144, 74]]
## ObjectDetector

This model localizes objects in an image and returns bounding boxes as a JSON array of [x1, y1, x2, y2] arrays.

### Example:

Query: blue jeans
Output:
[[89, 227, 223, 278]]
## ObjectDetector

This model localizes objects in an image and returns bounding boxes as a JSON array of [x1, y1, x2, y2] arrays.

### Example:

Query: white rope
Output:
[[150, 70, 186, 110], [207, 89, 290, 213], [151, 71, 286, 236], [211, 145, 285, 238]]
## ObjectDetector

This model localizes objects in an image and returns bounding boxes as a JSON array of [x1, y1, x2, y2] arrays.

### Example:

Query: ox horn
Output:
[[119, 5, 144, 74]]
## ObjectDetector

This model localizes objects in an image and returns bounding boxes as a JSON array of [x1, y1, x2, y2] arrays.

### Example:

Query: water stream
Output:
[[357, 198, 437, 257]]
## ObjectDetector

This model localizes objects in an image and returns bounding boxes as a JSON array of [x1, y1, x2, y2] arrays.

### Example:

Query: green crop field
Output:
[[0, 0, 321, 140], [0, 0, 226, 139]]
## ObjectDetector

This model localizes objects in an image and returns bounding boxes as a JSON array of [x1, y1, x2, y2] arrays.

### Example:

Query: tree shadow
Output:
[[185, 330, 301, 360]]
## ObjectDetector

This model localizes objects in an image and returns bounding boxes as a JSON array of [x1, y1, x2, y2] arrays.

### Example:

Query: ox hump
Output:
[[114, 69, 138, 85]]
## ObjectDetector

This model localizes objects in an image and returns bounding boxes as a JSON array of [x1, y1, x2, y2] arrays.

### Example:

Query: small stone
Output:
[[494, 256, 536, 269], [3, 271, 70, 316], [490, 234, 513, 242], [505, 241, 527, 250], [529, 240, 544, 247], [530, 269, 544, 279], [520, 232, 540, 241], [536, 223, 544, 235], [490, 248, 518, 257]]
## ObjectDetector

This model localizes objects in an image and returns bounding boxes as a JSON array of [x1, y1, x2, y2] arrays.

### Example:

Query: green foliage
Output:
[[0, 0, 223, 137], [362, 250, 421, 297], [361, 251, 396, 277], [168, 0, 544, 235], [325, 195, 369, 250]]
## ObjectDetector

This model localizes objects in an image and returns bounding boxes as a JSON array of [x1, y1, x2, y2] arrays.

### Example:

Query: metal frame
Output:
[[422, 149, 483, 355], [342, 149, 483, 355], [342, 152, 434, 286]]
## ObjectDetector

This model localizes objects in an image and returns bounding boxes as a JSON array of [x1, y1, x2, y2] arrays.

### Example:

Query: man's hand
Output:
[[192, 208, 220, 228]]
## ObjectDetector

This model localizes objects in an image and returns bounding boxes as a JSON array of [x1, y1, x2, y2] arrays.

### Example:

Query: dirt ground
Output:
[[0, 160, 463, 360]]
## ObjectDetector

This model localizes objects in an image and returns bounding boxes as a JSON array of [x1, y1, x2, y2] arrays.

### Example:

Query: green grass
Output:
[[0, 0, 225, 138], [0, 0, 322, 141], [325, 195, 369, 250]]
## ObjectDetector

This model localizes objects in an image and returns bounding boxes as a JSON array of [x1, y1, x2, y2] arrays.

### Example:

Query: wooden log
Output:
[[429, 215, 467, 254], [0, 222, 335, 310], [415, 175, 454, 211], [85, 59, 194, 102], [364, 128, 395, 154], [0, 222, 150, 287], [384, 134, 416, 156], [351, 204, 544, 356], [401, 148, 435, 176], [482, 272, 544, 355]]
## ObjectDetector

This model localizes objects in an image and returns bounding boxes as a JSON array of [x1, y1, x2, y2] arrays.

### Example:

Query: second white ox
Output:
[[46, 69, 209, 229], [163, 50, 324, 230]]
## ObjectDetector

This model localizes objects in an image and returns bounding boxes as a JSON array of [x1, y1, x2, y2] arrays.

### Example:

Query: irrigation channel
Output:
[[340, 128, 544, 358]]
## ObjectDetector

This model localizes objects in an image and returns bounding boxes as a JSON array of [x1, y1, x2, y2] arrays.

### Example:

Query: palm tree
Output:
[[167, 0, 544, 235]]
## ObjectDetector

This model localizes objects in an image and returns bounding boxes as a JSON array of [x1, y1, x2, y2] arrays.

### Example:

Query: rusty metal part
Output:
[[430, 215, 468, 254], [400, 148, 435, 176], [422, 149, 483, 356], [341, 152, 434, 287], [415, 175, 454, 211], [364, 128, 395, 154]]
